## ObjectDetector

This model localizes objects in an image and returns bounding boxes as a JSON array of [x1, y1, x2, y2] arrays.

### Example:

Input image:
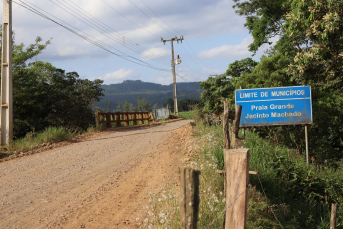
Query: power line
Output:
[[139, 0, 212, 74], [15, 0, 171, 72], [49, 0, 171, 65], [127, 0, 175, 37], [16, 0, 201, 83], [64, 0, 172, 64], [100, 0, 165, 39]]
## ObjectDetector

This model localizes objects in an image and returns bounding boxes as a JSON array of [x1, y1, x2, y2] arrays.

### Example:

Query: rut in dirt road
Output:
[[0, 120, 192, 229]]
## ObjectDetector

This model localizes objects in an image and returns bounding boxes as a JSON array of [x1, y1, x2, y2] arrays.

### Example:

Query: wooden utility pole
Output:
[[161, 36, 183, 116], [1, 0, 13, 145]]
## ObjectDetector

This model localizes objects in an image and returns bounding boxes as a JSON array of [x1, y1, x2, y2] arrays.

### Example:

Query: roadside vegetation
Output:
[[144, 110, 343, 228], [0, 126, 100, 159]]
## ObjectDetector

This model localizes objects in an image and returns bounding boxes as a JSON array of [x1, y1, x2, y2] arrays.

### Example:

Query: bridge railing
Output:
[[95, 111, 150, 128]]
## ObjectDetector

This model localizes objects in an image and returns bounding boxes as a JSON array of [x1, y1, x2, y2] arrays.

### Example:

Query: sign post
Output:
[[235, 86, 312, 167]]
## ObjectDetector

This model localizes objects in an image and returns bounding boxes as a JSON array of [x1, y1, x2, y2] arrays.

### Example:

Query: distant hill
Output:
[[95, 80, 202, 111]]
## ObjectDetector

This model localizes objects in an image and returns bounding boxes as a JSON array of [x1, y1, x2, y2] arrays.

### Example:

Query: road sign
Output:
[[235, 86, 312, 127]]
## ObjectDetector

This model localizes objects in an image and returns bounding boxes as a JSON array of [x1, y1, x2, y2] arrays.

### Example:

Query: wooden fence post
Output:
[[124, 112, 129, 126], [115, 112, 120, 127], [180, 167, 200, 229], [146, 112, 150, 124], [330, 203, 338, 229], [106, 112, 111, 128], [233, 105, 242, 137], [223, 101, 230, 149], [95, 112, 100, 128], [224, 148, 249, 229], [139, 111, 143, 124], [133, 112, 137, 125]]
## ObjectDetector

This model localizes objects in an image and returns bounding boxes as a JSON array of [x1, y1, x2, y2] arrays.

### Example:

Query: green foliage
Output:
[[225, 57, 258, 77], [8, 126, 76, 154], [177, 111, 195, 120], [137, 96, 152, 112], [0, 31, 104, 138], [227, 0, 343, 164], [199, 75, 233, 114], [177, 98, 200, 112], [116, 101, 122, 112], [232, 0, 291, 53], [104, 100, 112, 112], [245, 130, 343, 228], [122, 101, 134, 112], [285, 0, 343, 92], [163, 98, 174, 112], [13, 61, 104, 138]]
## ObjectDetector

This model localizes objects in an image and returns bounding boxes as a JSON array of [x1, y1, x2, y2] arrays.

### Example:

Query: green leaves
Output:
[[0, 32, 105, 138]]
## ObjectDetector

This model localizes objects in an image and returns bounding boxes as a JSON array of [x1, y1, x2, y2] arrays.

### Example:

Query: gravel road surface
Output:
[[0, 120, 192, 229]]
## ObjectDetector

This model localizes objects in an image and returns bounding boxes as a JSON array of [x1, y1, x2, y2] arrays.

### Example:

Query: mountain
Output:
[[95, 80, 202, 111]]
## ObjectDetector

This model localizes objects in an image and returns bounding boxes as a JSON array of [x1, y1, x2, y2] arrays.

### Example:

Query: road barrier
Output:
[[95, 111, 150, 128]]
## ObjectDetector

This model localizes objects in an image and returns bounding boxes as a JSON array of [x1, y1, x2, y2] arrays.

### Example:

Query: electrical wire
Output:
[[127, 0, 175, 37], [100, 0, 165, 40], [16, 0, 202, 83], [63, 0, 172, 64], [49, 0, 171, 65], [15, 0, 172, 72], [139, 0, 213, 74]]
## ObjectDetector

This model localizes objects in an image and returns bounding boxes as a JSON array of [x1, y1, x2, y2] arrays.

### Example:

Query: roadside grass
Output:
[[143, 120, 282, 228], [178, 111, 195, 120], [0, 125, 102, 158], [244, 129, 343, 228], [144, 114, 343, 228]]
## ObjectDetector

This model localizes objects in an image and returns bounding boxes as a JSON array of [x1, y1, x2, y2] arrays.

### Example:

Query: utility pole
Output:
[[1, 0, 13, 145], [161, 36, 183, 116]]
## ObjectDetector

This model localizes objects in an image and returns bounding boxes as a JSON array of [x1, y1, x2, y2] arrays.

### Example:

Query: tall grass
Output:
[[144, 111, 343, 228], [0, 125, 102, 158], [178, 111, 195, 120], [244, 129, 343, 228]]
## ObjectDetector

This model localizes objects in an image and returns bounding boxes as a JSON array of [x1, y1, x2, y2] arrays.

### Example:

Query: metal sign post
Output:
[[305, 125, 309, 169]]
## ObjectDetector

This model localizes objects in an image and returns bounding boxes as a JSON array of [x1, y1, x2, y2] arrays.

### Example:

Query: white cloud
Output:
[[198, 36, 253, 58], [141, 47, 169, 61], [99, 69, 135, 84]]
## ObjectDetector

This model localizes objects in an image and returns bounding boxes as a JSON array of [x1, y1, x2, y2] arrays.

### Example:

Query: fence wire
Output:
[[207, 174, 284, 228], [208, 187, 247, 228]]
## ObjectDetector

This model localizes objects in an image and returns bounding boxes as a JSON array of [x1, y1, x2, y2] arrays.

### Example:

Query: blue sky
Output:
[[3, 0, 274, 85]]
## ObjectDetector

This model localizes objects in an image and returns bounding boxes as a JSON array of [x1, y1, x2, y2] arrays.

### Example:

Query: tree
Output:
[[163, 98, 174, 112], [104, 100, 112, 112], [199, 75, 233, 114], [137, 96, 152, 112], [232, 0, 291, 53], [1, 31, 104, 138], [230, 0, 343, 164], [285, 0, 343, 91], [116, 101, 122, 112], [122, 101, 133, 112], [225, 57, 258, 78], [13, 61, 104, 137], [178, 98, 200, 112]]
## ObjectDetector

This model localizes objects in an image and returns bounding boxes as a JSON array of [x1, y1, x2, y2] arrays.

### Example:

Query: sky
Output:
[[2, 0, 273, 85]]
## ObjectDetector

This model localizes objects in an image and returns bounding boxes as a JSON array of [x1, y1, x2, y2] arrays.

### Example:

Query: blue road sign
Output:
[[235, 86, 312, 127]]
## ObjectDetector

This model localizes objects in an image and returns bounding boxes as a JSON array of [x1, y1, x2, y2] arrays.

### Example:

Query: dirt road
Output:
[[0, 120, 193, 229]]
